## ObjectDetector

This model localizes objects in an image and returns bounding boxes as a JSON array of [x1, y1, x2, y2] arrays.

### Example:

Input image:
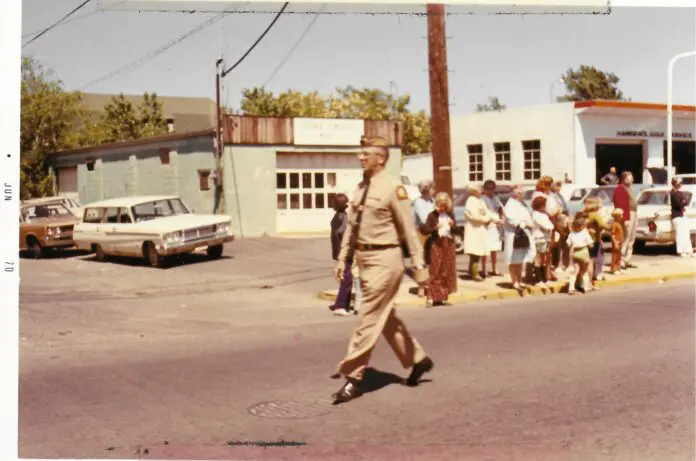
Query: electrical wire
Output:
[[22, 0, 93, 48], [78, 11, 234, 90], [221, 2, 289, 78], [262, 3, 325, 87]]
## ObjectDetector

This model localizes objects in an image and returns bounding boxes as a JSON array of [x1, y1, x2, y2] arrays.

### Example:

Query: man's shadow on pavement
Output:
[[332, 368, 433, 405]]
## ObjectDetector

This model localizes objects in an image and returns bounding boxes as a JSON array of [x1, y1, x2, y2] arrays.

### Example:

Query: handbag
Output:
[[513, 226, 530, 249]]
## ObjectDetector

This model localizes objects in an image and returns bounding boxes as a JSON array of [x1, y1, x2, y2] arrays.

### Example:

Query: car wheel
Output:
[[94, 244, 107, 262], [633, 239, 646, 254], [28, 239, 43, 259], [691, 233, 696, 249], [454, 234, 464, 254], [144, 242, 163, 268], [206, 244, 224, 259]]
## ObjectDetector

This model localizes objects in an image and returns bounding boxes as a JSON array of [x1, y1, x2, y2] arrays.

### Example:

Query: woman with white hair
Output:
[[463, 184, 498, 281], [503, 185, 536, 290], [670, 177, 696, 257], [420, 192, 457, 305]]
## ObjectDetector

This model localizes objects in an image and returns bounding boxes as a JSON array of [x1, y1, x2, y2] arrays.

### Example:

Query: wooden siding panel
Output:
[[223, 116, 403, 147]]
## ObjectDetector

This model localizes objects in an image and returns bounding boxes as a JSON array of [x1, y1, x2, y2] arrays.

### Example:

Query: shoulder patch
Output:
[[396, 185, 409, 201]]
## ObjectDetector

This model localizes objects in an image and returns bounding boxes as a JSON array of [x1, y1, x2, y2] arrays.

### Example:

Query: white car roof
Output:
[[84, 196, 180, 208]]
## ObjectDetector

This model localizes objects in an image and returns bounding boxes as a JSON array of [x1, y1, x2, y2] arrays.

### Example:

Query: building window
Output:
[[494, 142, 511, 181], [198, 169, 211, 191], [467, 144, 483, 182], [276, 170, 338, 210], [522, 140, 541, 180], [159, 148, 171, 165]]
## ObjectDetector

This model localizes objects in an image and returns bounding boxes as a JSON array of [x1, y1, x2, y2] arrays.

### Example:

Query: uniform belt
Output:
[[356, 243, 400, 251]]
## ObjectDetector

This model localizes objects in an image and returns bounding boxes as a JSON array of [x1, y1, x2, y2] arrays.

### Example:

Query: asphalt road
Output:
[[18, 278, 695, 460]]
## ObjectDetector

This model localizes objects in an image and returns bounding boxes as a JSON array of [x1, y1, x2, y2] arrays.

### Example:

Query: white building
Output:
[[449, 100, 695, 186]]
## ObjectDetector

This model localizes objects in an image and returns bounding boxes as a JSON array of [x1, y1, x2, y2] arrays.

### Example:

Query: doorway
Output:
[[595, 143, 644, 184], [663, 141, 696, 175]]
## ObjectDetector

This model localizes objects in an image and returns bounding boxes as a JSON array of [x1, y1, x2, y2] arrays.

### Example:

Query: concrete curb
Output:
[[316, 271, 696, 308]]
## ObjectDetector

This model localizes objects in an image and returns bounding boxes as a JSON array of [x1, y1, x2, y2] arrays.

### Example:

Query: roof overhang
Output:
[[574, 100, 696, 120]]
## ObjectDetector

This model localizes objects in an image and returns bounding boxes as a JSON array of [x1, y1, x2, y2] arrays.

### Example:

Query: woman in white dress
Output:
[[503, 185, 536, 290], [463, 184, 497, 281], [481, 179, 504, 277]]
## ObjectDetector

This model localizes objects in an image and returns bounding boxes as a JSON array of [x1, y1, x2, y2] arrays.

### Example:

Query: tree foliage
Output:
[[239, 86, 430, 155], [20, 56, 170, 199], [20, 57, 84, 199], [558, 65, 625, 101], [475, 96, 506, 112]]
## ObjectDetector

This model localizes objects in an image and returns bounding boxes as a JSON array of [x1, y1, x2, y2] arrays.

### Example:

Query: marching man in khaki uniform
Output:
[[331, 136, 434, 404]]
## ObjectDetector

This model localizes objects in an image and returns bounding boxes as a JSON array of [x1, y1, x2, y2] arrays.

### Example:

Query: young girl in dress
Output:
[[530, 195, 555, 288], [567, 213, 593, 294]]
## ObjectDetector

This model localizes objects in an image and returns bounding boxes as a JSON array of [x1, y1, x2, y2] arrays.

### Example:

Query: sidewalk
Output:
[[317, 257, 696, 307]]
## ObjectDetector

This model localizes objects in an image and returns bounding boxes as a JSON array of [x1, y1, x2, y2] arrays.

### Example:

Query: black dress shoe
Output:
[[332, 380, 363, 404], [406, 357, 434, 387]]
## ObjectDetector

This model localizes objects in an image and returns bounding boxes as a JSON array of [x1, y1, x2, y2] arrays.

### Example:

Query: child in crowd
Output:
[[329, 193, 355, 316], [583, 197, 609, 291], [567, 213, 593, 294], [609, 208, 625, 274], [530, 195, 555, 288]]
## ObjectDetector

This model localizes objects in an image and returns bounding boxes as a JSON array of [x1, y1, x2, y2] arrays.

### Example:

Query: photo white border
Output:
[[0, 0, 21, 459], [4, 1, 694, 461]]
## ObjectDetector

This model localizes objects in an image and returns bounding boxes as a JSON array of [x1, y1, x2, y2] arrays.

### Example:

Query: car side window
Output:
[[83, 208, 103, 224], [118, 208, 132, 223], [105, 208, 119, 223]]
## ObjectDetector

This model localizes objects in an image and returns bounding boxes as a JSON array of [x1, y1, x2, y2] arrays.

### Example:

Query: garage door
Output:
[[276, 152, 362, 233], [57, 167, 78, 195]]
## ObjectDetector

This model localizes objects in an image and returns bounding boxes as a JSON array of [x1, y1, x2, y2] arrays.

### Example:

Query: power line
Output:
[[22, 0, 93, 48], [262, 3, 325, 87], [221, 2, 289, 78], [78, 11, 233, 90], [22, 9, 99, 38]]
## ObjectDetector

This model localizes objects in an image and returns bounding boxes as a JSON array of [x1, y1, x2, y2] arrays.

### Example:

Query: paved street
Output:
[[18, 237, 695, 460]]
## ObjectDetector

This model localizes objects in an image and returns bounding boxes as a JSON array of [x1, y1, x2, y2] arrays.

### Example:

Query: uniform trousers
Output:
[[334, 246, 427, 381]]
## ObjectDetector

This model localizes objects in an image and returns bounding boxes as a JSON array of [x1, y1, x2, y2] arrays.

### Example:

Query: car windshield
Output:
[[587, 187, 615, 205], [131, 198, 190, 222], [21, 203, 72, 221], [638, 191, 669, 206], [569, 188, 587, 201]]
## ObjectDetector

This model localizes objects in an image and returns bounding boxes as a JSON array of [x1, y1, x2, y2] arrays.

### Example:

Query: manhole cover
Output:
[[247, 399, 332, 419]]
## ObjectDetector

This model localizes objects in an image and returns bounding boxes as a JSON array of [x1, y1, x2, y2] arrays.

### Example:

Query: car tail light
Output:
[[648, 221, 657, 232]]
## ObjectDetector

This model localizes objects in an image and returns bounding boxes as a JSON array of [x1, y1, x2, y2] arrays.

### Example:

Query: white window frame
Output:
[[494, 142, 511, 181], [467, 144, 484, 182], [522, 140, 542, 181], [276, 170, 338, 211]]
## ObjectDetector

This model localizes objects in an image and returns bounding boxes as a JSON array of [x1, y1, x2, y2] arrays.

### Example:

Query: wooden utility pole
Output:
[[427, 4, 453, 198], [214, 58, 224, 214]]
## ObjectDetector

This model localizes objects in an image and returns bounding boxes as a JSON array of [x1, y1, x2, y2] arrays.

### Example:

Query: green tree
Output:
[[20, 56, 84, 199], [475, 96, 506, 112], [137, 92, 168, 138], [238, 86, 430, 155], [558, 65, 625, 101], [98, 94, 141, 143]]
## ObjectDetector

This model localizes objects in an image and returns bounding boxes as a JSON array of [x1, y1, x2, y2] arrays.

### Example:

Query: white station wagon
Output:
[[635, 186, 696, 250], [73, 195, 235, 267]]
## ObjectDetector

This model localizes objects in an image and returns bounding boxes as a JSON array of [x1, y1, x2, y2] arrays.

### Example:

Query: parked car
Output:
[[22, 196, 81, 218], [72, 195, 235, 268], [400, 173, 420, 201], [635, 186, 696, 251], [20, 200, 80, 258]]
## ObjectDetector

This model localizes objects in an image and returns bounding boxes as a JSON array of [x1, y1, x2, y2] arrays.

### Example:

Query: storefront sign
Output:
[[616, 130, 693, 139], [293, 118, 364, 146]]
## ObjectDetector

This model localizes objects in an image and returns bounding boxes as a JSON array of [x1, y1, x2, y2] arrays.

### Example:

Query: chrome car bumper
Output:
[[159, 234, 234, 256], [635, 228, 673, 243]]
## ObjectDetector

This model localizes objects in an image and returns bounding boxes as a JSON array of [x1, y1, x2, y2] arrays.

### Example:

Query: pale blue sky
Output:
[[21, 2, 696, 114]]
